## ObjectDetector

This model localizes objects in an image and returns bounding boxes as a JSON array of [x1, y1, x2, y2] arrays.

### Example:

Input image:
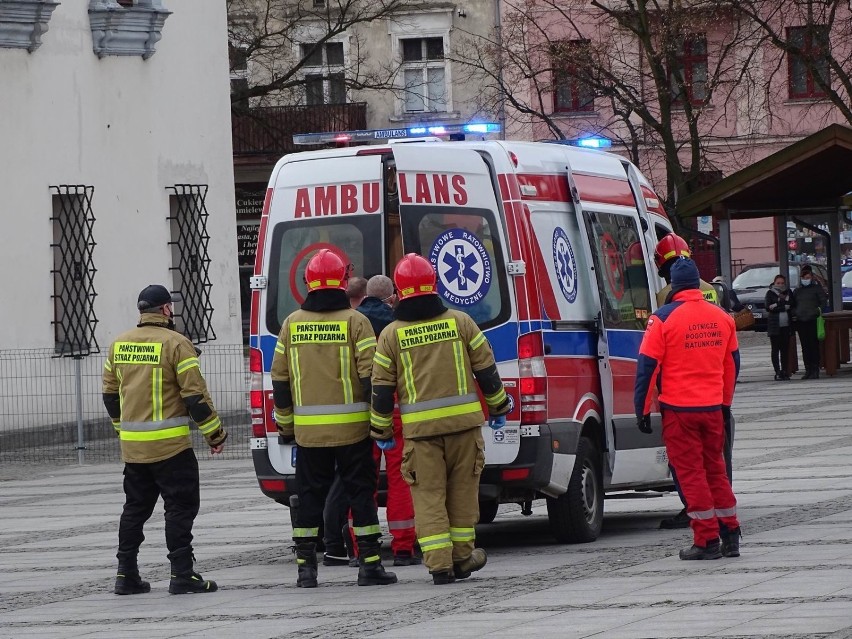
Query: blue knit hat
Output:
[[670, 257, 700, 292]]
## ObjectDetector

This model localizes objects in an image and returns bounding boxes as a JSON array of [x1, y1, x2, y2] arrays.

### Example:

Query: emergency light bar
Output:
[[545, 136, 613, 149], [293, 122, 501, 145]]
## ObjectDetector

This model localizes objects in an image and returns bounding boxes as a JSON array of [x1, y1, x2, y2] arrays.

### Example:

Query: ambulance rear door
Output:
[[390, 144, 519, 465]]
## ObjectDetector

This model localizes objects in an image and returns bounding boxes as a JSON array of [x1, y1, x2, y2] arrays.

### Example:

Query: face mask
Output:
[[801, 278, 812, 287], [772, 285, 784, 292]]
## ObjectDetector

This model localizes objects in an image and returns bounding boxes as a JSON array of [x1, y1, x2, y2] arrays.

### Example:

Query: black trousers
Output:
[[797, 319, 820, 372], [323, 474, 349, 552], [294, 437, 379, 543], [118, 448, 200, 561], [769, 328, 791, 374]]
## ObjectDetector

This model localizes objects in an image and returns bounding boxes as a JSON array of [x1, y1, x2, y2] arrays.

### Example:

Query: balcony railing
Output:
[[231, 103, 367, 157]]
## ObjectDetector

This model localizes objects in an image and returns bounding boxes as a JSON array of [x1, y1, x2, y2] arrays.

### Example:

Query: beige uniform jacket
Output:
[[657, 279, 718, 308], [102, 314, 225, 463], [271, 308, 376, 448]]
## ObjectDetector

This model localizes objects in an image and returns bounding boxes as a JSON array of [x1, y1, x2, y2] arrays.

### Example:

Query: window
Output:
[[50, 185, 99, 356], [167, 185, 215, 344], [788, 26, 830, 99], [401, 37, 447, 113], [670, 35, 708, 105], [300, 42, 346, 105], [552, 40, 594, 113], [229, 43, 249, 110]]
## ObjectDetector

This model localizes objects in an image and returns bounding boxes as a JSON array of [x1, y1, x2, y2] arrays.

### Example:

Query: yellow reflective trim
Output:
[[290, 348, 302, 405], [274, 410, 293, 425], [120, 425, 190, 441], [340, 346, 353, 404], [151, 368, 163, 422], [356, 336, 377, 352], [373, 352, 392, 369], [176, 357, 200, 374], [114, 342, 162, 365], [469, 332, 486, 350], [353, 524, 381, 536], [453, 341, 467, 396], [449, 526, 476, 542], [401, 351, 416, 404], [370, 411, 393, 427], [396, 318, 459, 350], [104, 360, 112, 372], [293, 527, 320, 538], [289, 320, 348, 345], [294, 411, 369, 426], [198, 415, 221, 435], [112, 420, 121, 433], [275, 340, 287, 354], [485, 387, 507, 408], [703, 289, 718, 303], [418, 533, 452, 551], [400, 401, 482, 425]]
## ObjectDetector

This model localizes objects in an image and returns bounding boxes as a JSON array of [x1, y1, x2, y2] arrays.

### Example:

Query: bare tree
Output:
[[453, 0, 766, 212]]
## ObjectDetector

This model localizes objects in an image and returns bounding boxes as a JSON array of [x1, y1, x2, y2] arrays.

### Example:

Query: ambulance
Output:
[[249, 125, 676, 544]]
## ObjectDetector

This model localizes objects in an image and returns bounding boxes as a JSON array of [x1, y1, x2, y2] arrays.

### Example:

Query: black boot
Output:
[[721, 527, 742, 558], [660, 508, 691, 529], [115, 555, 150, 595], [454, 548, 487, 579], [431, 570, 456, 585], [295, 542, 319, 588], [343, 523, 358, 567], [679, 539, 722, 560], [356, 539, 398, 586], [168, 547, 218, 594]]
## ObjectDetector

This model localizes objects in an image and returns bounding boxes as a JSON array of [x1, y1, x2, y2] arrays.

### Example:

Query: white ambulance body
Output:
[[249, 138, 674, 543]]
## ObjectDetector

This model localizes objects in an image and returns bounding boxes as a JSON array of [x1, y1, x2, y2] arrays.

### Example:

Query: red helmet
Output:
[[304, 249, 349, 292], [393, 253, 437, 300], [653, 233, 690, 270], [626, 241, 645, 266]]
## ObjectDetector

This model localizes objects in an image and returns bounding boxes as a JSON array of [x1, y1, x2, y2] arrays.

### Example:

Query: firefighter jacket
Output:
[[271, 308, 376, 448], [634, 289, 740, 416], [102, 314, 226, 464], [657, 279, 718, 308], [370, 308, 510, 441]]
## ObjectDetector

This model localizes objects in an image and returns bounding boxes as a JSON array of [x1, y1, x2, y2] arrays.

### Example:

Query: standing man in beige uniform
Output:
[[371, 254, 511, 585], [272, 249, 397, 588], [103, 285, 227, 595]]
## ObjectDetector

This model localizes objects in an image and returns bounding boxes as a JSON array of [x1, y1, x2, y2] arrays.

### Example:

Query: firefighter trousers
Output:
[[373, 416, 416, 555], [117, 448, 200, 561], [293, 437, 381, 545], [663, 410, 739, 546], [401, 427, 485, 573]]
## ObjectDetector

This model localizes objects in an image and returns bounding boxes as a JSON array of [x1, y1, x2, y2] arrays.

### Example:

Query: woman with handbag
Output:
[[792, 265, 828, 380], [765, 274, 793, 380]]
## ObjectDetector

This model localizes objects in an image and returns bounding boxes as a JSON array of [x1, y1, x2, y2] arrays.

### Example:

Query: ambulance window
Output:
[[265, 216, 383, 334], [583, 211, 652, 330], [400, 207, 509, 329]]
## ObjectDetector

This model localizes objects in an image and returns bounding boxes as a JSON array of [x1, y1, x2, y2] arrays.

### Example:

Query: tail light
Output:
[[249, 347, 267, 438], [518, 333, 547, 425]]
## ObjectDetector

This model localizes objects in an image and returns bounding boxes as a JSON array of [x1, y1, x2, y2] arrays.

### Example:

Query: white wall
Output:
[[0, 0, 241, 350]]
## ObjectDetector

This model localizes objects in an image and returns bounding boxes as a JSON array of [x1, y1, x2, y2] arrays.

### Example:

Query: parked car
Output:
[[733, 262, 829, 330], [843, 270, 852, 310]]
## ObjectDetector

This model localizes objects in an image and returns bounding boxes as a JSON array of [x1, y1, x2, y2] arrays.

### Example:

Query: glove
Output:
[[488, 414, 506, 430], [376, 438, 396, 451], [636, 414, 652, 434], [721, 405, 732, 420]]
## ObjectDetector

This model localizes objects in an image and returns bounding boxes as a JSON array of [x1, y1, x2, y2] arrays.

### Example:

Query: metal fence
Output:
[[0, 344, 250, 465]]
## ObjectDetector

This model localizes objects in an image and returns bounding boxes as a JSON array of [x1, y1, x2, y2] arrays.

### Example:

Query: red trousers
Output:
[[373, 416, 416, 554], [662, 410, 740, 546]]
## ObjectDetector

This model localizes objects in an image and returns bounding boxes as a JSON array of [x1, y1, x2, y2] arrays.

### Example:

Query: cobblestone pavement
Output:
[[2, 335, 852, 639]]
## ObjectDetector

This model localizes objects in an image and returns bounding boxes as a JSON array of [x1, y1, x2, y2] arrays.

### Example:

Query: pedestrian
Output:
[[635, 258, 742, 560], [370, 254, 511, 585], [793, 264, 827, 380], [765, 274, 793, 380], [271, 249, 397, 588], [358, 275, 420, 566], [102, 285, 227, 595], [347, 276, 368, 309]]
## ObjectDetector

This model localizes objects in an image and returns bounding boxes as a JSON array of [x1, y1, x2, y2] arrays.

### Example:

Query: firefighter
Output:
[[370, 254, 511, 585], [634, 258, 742, 559], [654, 233, 718, 307], [103, 284, 227, 595], [271, 249, 397, 588]]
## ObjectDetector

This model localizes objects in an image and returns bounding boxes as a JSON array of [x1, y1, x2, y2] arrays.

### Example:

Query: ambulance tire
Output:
[[478, 500, 499, 524], [546, 437, 603, 544]]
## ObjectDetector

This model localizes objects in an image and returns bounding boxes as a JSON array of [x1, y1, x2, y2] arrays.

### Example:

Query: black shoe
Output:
[[393, 551, 422, 566], [679, 540, 722, 560], [348, 557, 359, 567], [812, 370, 820, 379], [295, 542, 318, 588], [431, 570, 456, 585], [782, 373, 791, 380], [322, 547, 350, 566], [453, 548, 487, 580], [659, 508, 691, 529], [721, 527, 742, 558], [115, 572, 150, 595], [801, 371, 813, 380], [169, 571, 218, 594], [356, 540, 397, 586], [774, 372, 782, 380]]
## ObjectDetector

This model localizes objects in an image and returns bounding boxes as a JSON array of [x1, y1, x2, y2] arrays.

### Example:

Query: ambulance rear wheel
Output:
[[546, 437, 603, 544], [478, 500, 499, 524]]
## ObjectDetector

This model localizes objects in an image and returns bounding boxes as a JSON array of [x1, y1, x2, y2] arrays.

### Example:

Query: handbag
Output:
[[730, 307, 755, 331], [816, 310, 826, 341]]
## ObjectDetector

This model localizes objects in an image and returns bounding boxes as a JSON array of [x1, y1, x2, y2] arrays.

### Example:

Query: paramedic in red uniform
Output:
[[634, 258, 743, 560]]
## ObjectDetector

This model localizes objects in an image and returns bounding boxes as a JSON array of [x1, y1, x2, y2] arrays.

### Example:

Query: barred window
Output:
[[167, 185, 215, 344], [50, 185, 99, 357]]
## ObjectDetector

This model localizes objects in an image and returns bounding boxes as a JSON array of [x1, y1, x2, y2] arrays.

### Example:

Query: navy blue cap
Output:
[[670, 258, 700, 293]]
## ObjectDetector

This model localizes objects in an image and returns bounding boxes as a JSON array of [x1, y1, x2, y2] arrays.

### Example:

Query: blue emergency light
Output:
[[576, 136, 612, 148], [293, 122, 501, 145]]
